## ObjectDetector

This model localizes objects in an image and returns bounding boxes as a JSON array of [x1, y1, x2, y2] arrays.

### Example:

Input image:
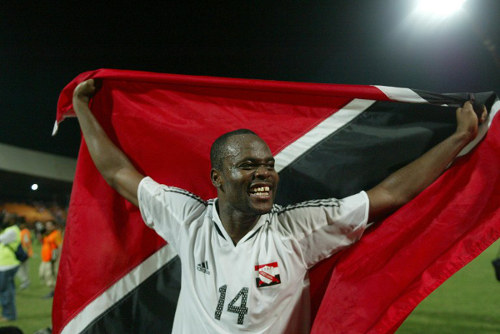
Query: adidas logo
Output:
[[196, 261, 210, 275]]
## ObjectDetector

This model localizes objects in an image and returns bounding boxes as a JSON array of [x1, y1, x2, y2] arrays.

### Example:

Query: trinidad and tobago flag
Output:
[[53, 69, 500, 333]]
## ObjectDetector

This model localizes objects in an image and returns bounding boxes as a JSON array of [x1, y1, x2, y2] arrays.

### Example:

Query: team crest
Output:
[[255, 262, 281, 288]]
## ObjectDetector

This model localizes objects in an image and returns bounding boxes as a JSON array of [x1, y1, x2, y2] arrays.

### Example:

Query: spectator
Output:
[[39, 221, 62, 299], [34, 222, 45, 244], [0, 214, 21, 321]]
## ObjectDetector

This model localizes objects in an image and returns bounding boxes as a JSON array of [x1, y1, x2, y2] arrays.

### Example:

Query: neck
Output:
[[217, 201, 260, 245]]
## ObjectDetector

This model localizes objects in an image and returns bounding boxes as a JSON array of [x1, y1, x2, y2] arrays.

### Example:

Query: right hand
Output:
[[73, 79, 99, 104]]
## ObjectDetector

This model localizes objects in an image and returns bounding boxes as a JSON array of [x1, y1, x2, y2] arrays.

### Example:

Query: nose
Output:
[[255, 165, 270, 178]]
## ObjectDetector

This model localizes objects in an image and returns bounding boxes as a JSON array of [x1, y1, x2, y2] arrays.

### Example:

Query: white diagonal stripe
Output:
[[61, 244, 178, 334], [274, 99, 376, 172], [375, 85, 428, 103]]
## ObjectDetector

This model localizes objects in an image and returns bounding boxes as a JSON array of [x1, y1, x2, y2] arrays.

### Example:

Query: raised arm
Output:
[[72, 79, 144, 206], [366, 101, 487, 222]]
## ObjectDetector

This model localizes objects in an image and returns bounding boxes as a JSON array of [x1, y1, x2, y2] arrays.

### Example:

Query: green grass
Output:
[[10, 241, 53, 334], [397, 238, 500, 334], [6, 238, 500, 333]]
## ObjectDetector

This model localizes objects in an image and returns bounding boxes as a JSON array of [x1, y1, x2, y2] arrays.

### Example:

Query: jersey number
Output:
[[214, 285, 249, 325]]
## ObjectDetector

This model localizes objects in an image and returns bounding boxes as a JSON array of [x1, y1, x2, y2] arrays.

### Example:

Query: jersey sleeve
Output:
[[277, 191, 369, 269], [138, 176, 207, 250]]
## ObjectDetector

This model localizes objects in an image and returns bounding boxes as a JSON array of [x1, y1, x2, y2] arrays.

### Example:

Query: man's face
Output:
[[215, 134, 279, 216]]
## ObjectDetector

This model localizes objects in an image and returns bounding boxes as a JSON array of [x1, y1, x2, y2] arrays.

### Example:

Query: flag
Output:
[[53, 69, 500, 333]]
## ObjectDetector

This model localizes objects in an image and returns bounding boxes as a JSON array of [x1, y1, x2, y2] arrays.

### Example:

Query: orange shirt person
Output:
[[39, 221, 62, 298], [41, 228, 62, 263], [20, 227, 33, 257]]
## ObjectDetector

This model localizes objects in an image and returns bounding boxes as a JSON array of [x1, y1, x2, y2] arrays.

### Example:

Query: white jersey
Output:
[[138, 177, 369, 334]]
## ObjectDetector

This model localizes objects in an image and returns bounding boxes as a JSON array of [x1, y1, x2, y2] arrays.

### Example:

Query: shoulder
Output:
[[268, 193, 368, 232], [138, 176, 207, 206]]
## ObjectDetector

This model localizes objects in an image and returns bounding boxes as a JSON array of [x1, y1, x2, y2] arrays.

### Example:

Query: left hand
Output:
[[455, 101, 488, 142], [73, 79, 101, 104]]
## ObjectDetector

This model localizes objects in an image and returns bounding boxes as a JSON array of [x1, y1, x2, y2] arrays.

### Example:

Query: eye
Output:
[[239, 162, 255, 169]]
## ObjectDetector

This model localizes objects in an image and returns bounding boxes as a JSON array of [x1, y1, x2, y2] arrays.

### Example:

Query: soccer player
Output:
[[72, 79, 486, 333]]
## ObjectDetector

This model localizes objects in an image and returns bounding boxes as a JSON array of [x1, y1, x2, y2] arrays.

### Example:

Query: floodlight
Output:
[[416, 0, 466, 17], [31, 183, 38, 191]]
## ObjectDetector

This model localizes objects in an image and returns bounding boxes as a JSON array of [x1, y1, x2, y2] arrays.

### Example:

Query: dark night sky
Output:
[[1, 1, 500, 158]]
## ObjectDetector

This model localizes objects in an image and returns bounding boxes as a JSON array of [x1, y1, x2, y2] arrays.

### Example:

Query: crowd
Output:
[[0, 207, 64, 328]]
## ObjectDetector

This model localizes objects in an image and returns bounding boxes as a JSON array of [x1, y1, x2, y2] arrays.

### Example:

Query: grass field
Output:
[[5, 238, 500, 333], [397, 238, 500, 334]]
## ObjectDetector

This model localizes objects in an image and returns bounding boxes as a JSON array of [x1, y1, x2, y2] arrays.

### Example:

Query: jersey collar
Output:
[[211, 199, 268, 247]]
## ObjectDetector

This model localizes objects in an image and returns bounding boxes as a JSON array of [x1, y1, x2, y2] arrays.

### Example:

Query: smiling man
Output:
[[210, 129, 280, 243], [72, 79, 485, 333]]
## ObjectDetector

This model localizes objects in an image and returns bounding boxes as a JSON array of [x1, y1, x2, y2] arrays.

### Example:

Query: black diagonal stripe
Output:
[[276, 100, 460, 205], [411, 89, 468, 106], [413, 90, 497, 111], [81, 256, 181, 334]]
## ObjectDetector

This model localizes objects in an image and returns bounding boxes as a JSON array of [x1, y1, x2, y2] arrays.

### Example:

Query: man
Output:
[[72, 79, 486, 333], [0, 214, 21, 321], [39, 221, 62, 298]]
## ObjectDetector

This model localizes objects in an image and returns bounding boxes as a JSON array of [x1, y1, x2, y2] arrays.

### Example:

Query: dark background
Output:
[[1, 1, 499, 202]]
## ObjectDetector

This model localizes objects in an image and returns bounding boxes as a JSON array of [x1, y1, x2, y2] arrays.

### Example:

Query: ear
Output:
[[211, 168, 223, 189]]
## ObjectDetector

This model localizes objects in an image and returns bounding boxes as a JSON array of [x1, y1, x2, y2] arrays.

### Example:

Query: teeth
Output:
[[250, 186, 270, 194]]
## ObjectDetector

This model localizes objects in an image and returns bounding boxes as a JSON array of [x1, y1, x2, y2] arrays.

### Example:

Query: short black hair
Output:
[[210, 129, 258, 170]]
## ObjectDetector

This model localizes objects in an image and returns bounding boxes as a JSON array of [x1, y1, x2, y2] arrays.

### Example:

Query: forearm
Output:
[[377, 132, 469, 205], [74, 99, 129, 179], [73, 92, 142, 205], [367, 101, 483, 221]]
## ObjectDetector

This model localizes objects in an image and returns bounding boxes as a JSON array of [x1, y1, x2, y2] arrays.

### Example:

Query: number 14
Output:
[[214, 285, 249, 325]]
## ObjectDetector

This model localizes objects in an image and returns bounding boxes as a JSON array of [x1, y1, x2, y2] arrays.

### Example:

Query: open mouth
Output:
[[249, 185, 271, 198]]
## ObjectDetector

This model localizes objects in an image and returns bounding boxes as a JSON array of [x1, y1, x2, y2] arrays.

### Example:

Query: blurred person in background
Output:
[[39, 221, 62, 299], [16, 222, 32, 290], [0, 214, 21, 321], [34, 222, 45, 244]]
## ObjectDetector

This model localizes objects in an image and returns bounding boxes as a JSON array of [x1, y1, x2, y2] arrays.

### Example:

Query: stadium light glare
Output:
[[416, 0, 467, 18], [31, 183, 38, 191]]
